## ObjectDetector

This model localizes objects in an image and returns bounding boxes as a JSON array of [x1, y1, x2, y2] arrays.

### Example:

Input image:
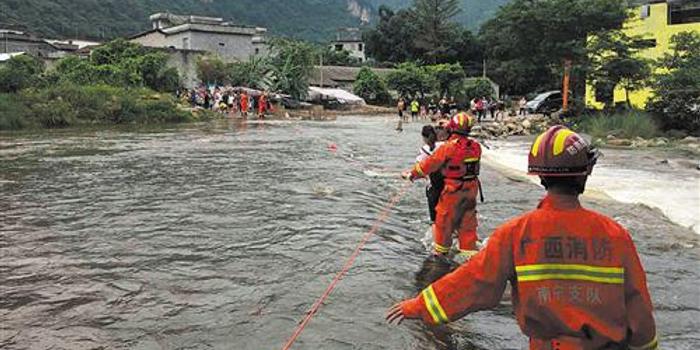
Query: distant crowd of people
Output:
[[177, 86, 273, 119], [395, 96, 510, 125]]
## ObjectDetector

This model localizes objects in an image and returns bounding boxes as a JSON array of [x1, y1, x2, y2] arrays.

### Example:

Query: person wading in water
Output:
[[389, 126, 657, 350]]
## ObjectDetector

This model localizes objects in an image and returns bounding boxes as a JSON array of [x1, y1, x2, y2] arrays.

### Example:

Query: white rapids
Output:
[[483, 139, 700, 234]]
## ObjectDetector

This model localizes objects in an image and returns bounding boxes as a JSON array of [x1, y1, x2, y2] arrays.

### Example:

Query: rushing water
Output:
[[1, 117, 699, 349], [484, 137, 700, 235]]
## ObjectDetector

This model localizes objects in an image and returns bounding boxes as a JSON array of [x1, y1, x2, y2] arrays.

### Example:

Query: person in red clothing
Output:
[[258, 92, 268, 119], [402, 112, 482, 259], [240, 91, 249, 119], [389, 125, 657, 350]]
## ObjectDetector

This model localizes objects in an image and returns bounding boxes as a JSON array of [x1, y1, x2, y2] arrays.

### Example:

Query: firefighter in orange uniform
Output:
[[389, 125, 657, 350], [403, 112, 482, 258]]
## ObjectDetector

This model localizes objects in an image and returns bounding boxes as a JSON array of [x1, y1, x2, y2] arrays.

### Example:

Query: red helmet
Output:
[[447, 112, 475, 135], [528, 126, 599, 176]]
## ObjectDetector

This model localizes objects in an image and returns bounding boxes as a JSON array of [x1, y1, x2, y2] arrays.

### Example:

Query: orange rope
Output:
[[281, 181, 412, 350]]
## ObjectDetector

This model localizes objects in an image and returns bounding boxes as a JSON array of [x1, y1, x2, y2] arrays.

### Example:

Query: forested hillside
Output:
[[0, 0, 508, 41], [370, 0, 511, 31], [0, 0, 372, 41]]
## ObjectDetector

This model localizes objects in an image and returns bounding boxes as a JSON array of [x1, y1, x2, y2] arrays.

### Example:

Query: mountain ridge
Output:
[[0, 0, 508, 42]]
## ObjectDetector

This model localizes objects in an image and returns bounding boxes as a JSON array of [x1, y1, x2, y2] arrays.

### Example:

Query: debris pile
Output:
[[471, 114, 555, 139]]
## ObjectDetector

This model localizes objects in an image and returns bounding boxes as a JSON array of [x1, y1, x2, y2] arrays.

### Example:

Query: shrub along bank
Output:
[[0, 84, 192, 130], [0, 40, 196, 131], [574, 112, 660, 141]]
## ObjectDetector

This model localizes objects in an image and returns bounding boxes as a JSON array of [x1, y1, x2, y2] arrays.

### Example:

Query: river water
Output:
[[1, 117, 698, 349]]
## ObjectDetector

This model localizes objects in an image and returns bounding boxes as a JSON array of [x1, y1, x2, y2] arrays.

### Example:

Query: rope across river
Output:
[[280, 180, 412, 350]]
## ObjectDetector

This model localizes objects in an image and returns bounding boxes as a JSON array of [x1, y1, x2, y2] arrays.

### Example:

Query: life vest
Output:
[[442, 137, 481, 180]]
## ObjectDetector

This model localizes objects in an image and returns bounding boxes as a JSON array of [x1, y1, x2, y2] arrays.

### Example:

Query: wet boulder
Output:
[[607, 138, 633, 146]]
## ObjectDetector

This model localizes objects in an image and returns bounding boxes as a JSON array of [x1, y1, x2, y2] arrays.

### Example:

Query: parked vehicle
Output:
[[526, 91, 563, 115]]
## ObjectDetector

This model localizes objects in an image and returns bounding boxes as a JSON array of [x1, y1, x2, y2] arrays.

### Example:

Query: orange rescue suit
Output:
[[402, 195, 658, 350], [259, 95, 267, 114], [240, 94, 249, 113], [410, 134, 482, 253]]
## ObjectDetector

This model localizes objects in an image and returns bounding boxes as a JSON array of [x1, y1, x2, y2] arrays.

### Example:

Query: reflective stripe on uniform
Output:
[[434, 243, 451, 254], [414, 163, 425, 177], [515, 264, 624, 284], [629, 335, 658, 350], [463, 157, 479, 163], [421, 285, 449, 324]]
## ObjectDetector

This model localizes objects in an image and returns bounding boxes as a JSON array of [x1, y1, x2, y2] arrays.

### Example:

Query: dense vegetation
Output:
[[0, 41, 194, 131], [364, 2, 484, 74], [0, 0, 365, 42], [196, 39, 320, 100], [0, 0, 508, 42], [363, 0, 698, 134], [353, 67, 391, 104], [371, 0, 511, 31], [576, 111, 660, 140], [648, 32, 700, 134]]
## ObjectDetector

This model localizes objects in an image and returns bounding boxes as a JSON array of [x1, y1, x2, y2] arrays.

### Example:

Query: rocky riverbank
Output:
[[603, 135, 700, 154], [471, 114, 555, 139], [471, 114, 700, 157]]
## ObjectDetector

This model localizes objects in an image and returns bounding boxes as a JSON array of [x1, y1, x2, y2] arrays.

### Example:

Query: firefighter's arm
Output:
[[410, 143, 449, 179], [623, 234, 658, 350], [399, 226, 514, 325]]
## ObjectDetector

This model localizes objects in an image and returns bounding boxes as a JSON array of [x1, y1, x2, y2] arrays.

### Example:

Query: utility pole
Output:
[[562, 59, 572, 113], [482, 58, 487, 79], [319, 53, 324, 89]]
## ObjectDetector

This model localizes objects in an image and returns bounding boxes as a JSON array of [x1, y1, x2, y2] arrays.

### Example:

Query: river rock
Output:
[[680, 136, 699, 144], [653, 138, 669, 147], [607, 138, 633, 146], [632, 137, 649, 148]]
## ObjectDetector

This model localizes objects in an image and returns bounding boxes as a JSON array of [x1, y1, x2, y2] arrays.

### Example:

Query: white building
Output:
[[129, 13, 267, 62], [331, 28, 366, 63]]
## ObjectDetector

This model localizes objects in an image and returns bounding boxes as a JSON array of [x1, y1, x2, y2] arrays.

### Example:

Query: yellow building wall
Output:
[[586, 2, 700, 109]]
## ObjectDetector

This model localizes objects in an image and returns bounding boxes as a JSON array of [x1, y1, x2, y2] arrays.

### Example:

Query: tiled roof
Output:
[[309, 65, 395, 87]]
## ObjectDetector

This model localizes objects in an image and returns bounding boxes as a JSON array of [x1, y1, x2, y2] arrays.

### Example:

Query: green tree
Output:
[[90, 39, 145, 66], [446, 29, 484, 76], [45, 40, 180, 91], [648, 31, 700, 133], [152, 67, 181, 93], [320, 46, 362, 67], [412, 0, 461, 63], [386, 62, 436, 98], [589, 31, 654, 109], [424, 63, 466, 96], [48, 55, 101, 86], [228, 56, 272, 89], [196, 55, 229, 85], [480, 0, 628, 97], [268, 38, 316, 100], [0, 55, 44, 93], [461, 78, 494, 100], [137, 52, 180, 92], [353, 67, 391, 105], [363, 6, 420, 63]]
